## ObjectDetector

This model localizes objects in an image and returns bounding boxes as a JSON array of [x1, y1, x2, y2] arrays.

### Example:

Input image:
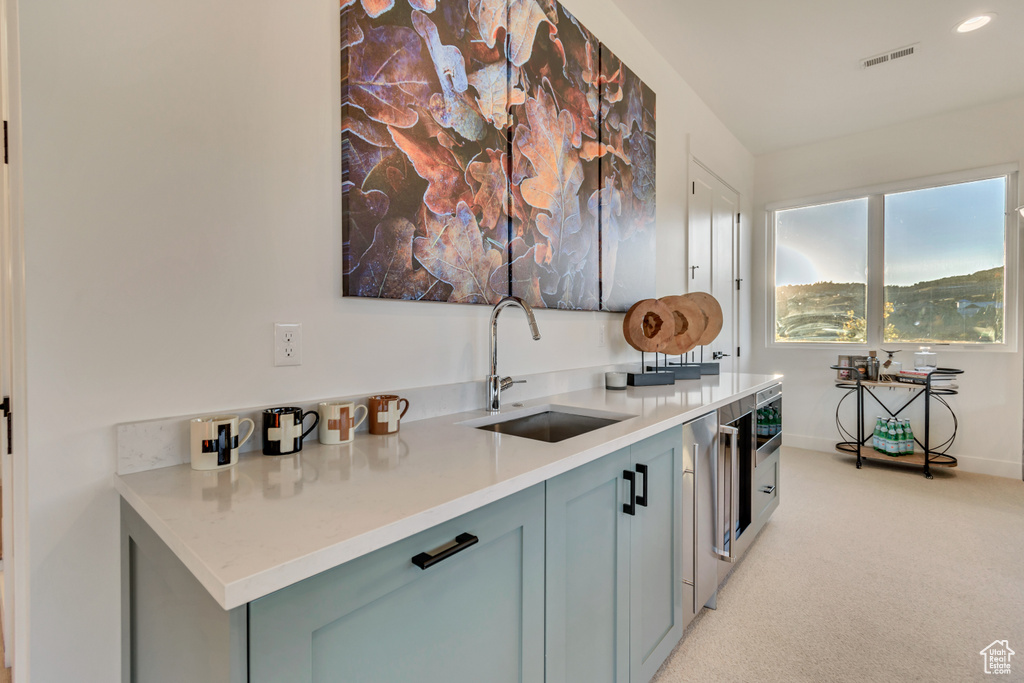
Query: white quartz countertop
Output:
[[115, 371, 782, 610]]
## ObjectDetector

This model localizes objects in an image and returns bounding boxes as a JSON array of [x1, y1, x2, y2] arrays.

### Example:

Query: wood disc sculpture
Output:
[[682, 292, 724, 346], [657, 295, 706, 355], [622, 299, 675, 353]]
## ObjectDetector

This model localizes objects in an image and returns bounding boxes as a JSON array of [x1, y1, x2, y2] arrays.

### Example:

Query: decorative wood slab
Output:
[[683, 292, 723, 346], [622, 299, 675, 352], [658, 295, 706, 355]]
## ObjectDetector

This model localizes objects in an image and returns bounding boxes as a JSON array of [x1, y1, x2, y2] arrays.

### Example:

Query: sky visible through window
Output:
[[776, 198, 867, 287], [775, 178, 1005, 288], [884, 177, 1004, 286]]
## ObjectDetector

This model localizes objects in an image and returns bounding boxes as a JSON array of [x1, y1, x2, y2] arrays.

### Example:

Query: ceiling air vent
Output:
[[860, 43, 919, 69]]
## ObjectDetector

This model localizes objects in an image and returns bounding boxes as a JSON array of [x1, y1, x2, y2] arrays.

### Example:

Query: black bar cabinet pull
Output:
[[760, 485, 776, 495], [411, 532, 479, 570], [635, 463, 649, 507], [622, 470, 637, 516]]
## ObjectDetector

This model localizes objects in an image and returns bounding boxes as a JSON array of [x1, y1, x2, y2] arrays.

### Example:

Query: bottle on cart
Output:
[[886, 420, 899, 456], [902, 420, 915, 454], [879, 417, 891, 453], [873, 417, 884, 452], [894, 420, 905, 456]]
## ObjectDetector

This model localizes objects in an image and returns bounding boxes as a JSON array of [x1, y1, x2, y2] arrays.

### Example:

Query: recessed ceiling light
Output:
[[955, 13, 995, 33]]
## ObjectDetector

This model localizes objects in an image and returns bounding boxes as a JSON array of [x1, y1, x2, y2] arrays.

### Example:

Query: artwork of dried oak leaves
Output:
[[341, 0, 656, 310]]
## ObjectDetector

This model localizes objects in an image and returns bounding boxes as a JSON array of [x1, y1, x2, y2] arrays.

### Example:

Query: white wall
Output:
[[752, 95, 1024, 480], [13, 0, 753, 679]]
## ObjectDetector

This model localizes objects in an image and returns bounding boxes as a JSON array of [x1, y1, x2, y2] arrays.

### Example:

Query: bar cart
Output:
[[830, 365, 962, 479]]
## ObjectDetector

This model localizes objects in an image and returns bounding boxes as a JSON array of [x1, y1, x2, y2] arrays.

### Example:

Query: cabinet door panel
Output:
[[249, 485, 545, 683], [546, 447, 631, 683], [630, 429, 683, 683]]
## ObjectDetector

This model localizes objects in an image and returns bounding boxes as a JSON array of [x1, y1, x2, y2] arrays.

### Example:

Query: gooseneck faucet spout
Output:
[[487, 296, 542, 413]]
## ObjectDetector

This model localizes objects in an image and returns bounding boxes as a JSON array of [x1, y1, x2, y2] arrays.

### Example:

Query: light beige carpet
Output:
[[652, 446, 1024, 683]]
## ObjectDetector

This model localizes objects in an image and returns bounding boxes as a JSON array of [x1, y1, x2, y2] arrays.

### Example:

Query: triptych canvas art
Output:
[[341, 0, 656, 311]]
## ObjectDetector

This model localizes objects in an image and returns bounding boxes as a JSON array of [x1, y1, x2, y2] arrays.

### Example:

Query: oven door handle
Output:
[[714, 424, 739, 563]]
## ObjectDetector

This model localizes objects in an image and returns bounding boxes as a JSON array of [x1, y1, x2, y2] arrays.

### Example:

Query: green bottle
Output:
[[886, 420, 898, 456], [873, 417, 885, 452], [902, 420, 915, 455], [894, 420, 905, 456]]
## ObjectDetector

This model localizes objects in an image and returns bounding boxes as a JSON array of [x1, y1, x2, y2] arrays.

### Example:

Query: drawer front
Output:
[[755, 383, 781, 406], [249, 485, 545, 683], [753, 451, 779, 522]]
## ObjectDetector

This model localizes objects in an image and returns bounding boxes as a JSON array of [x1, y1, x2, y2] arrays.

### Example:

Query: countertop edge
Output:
[[114, 475, 230, 608]]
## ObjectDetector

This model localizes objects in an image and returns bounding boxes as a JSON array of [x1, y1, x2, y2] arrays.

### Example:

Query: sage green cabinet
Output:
[[629, 429, 685, 683], [545, 428, 683, 683], [124, 426, 691, 683], [247, 483, 545, 683]]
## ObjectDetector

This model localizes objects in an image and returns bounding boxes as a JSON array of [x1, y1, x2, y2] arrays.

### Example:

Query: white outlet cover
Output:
[[275, 323, 302, 366]]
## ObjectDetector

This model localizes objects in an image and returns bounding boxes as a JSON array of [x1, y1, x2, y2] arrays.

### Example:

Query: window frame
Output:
[[766, 164, 1020, 352]]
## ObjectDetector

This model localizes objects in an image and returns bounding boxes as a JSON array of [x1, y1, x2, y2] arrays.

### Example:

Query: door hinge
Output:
[[692, 181, 695, 194], [737, 346, 741, 358], [736, 278, 743, 291], [736, 212, 740, 224], [1, 396, 10, 455], [3, 121, 8, 165]]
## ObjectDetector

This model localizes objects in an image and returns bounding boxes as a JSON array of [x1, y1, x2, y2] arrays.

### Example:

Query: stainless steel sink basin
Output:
[[464, 405, 634, 443]]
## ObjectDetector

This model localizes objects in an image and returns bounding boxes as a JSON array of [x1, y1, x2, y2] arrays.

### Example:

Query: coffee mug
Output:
[[190, 415, 254, 470], [262, 407, 319, 455], [318, 401, 368, 445], [367, 395, 410, 435]]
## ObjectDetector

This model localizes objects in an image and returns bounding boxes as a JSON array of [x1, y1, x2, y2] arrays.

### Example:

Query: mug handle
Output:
[[353, 404, 369, 430], [237, 418, 255, 449], [397, 398, 410, 419], [301, 411, 320, 442]]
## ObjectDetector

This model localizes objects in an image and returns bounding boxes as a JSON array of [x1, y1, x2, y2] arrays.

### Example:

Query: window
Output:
[[770, 169, 1016, 347], [884, 178, 1005, 343], [775, 198, 868, 343]]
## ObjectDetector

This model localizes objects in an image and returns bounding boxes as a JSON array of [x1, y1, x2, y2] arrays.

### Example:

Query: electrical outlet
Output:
[[274, 323, 302, 366]]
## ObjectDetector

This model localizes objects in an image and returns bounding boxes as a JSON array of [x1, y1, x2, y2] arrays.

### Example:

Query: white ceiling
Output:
[[609, 0, 1024, 155]]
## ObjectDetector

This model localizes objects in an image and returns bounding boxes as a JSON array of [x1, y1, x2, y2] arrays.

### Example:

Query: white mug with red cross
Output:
[[318, 401, 368, 445]]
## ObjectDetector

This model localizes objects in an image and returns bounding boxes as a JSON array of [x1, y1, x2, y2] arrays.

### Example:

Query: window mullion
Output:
[[866, 194, 885, 346]]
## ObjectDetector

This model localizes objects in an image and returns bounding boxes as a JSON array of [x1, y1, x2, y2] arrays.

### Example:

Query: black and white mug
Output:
[[262, 407, 319, 456], [190, 415, 255, 470]]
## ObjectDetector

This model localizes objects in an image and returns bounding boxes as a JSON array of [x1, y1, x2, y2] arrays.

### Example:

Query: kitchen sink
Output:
[[464, 405, 635, 443]]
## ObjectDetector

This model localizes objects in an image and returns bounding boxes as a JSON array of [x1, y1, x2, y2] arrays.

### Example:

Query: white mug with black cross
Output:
[[190, 415, 255, 470]]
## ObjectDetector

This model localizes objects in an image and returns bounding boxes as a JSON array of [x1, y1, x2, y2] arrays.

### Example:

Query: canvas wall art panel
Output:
[[597, 44, 657, 312], [341, 0, 655, 311], [508, 1, 600, 311], [341, 0, 510, 304]]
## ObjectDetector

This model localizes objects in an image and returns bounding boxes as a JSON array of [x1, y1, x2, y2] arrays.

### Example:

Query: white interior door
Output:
[[0, 0, 15, 668], [688, 160, 739, 373]]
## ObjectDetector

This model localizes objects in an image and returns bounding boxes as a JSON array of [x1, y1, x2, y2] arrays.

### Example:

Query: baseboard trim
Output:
[[782, 433, 1023, 480]]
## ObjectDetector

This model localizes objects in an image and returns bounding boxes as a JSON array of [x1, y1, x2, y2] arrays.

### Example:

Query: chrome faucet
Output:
[[487, 296, 541, 413]]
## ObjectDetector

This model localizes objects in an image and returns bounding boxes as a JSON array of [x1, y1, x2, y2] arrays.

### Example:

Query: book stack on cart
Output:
[[896, 369, 957, 389]]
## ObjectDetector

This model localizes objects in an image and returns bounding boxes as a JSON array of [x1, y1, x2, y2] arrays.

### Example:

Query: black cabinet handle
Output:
[[411, 532, 479, 570], [623, 470, 636, 516], [635, 463, 649, 507], [760, 485, 776, 495]]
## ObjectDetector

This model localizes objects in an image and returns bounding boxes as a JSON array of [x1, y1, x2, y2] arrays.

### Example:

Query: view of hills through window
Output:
[[775, 198, 868, 342], [775, 177, 1006, 344], [883, 178, 1005, 343]]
